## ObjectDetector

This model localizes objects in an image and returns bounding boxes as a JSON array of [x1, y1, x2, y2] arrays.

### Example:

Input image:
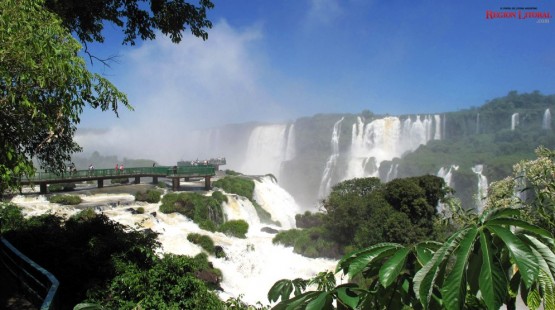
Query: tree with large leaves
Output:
[[0, 0, 132, 196], [269, 207, 555, 309]]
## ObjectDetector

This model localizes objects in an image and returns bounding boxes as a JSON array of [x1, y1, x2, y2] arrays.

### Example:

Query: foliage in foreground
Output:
[[0, 0, 130, 196], [269, 148, 555, 309], [187, 233, 215, 254]]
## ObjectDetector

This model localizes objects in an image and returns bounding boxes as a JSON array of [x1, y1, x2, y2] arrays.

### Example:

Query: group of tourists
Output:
[[115, 164, 124, 173]]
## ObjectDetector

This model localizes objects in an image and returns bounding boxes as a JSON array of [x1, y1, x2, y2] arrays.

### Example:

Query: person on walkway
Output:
[[115, 164, 119, 174], [120, 164, 124, 173]]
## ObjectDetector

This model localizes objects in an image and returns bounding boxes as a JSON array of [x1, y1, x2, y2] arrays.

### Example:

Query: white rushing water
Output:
[[436, 165, 459, 213], [511, 113, 519, 131], [471, 164, 489, 212], [543, 108, 552, 130], [241, 124, 289, 178], [318, 117, 344, 199], [343, 115, 441, 180], [10, 179, 335, 306]]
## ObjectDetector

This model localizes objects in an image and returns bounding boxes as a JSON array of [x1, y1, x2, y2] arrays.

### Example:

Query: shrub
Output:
[[159, 192, 224, 228], [110, 178, 129, 184], [136, 207, 145, 214], [135, 189, 162, 203], [211, 190, 228, 203], [187, 233, 215, 254], [156, 181, 166, 188], [48, 183, 76, 192], [0, 203, 24, 233], [219, 220, 249, 238], [48, 194, 82, 205], [224, 169, 242, 176], [213, 176, 254, 200], [70, 208, 96, 221]]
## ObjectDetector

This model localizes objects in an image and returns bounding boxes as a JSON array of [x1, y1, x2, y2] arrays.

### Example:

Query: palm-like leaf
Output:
[[336, 243, 403, 279], [478, 231, 507, 310]]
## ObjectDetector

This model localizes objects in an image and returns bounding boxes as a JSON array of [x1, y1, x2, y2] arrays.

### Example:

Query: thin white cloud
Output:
[[305, 0, 343, 28], [76, 20, 292, 163]]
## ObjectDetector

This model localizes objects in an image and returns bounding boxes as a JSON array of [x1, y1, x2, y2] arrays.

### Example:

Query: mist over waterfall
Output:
[[318, 117, 344, 199]]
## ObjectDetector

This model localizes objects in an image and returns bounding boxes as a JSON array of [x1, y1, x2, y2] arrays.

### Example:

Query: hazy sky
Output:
[[75, 0, 555, 162]]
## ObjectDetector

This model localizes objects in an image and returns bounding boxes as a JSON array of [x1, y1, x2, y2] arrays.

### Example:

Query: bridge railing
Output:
[[0, 237, 59, 310], [26, 165, 215, 182]]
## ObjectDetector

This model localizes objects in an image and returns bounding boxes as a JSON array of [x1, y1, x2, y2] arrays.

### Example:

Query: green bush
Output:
[[224, 169, 242, 176], [156, 181, 166, 188], [211, 190, 228, 203], [187, 233, 215, 254], [110, 178, 129, 184], [219, 219, 249, 238], [134, 189, 162, 203], [0, 203, 24, 233], [213, 176, 254, 200], [136, 207, 145, 214], [48, 183, 76, 192], [159, 192, 224, 228], [48, 194, 82, 205], [70, 209, 97, 221], [273, 227, 340, 259]]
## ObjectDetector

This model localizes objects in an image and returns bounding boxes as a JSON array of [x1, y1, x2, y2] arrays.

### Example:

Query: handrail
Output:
[[0, 237, 59, 310], [23, 165, 216, 183]]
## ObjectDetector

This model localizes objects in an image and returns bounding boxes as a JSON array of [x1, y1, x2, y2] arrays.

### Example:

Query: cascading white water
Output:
[[471, 164, 488, 212], [241, 124, 289, 178], [253, 176, 300, 229], [284, 124, 296, 161], [543, 108, 552, 130], [511, 113, 519, 131], [11, 179, 334, 306], [437, 165, 458, 188], [318, 117, 344, 199], [434, 115, 441, 140], [436, 165, 458, 213], [343, 115, 440, 181], [385, 163, 398, 182]]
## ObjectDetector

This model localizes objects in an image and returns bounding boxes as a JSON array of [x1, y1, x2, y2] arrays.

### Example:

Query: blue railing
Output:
[[0, 237, 59, 309]]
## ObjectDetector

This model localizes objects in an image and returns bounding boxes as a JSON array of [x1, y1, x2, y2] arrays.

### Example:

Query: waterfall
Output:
[[471, 164, 488, 212], [543, 108, 552, 130], [433, 115, 441, 140], [385, 163, 398, 182], [318, 118, 344, 199], [241, 124, 289, 177], [436, 165, 458, 213], [253, 176, 301, 229], [511, 113, 519, 131], [284, 124, 296, 161], [11, 179, 336, 306], [437, 165, 459, 188], [343, 115, 438, 181]]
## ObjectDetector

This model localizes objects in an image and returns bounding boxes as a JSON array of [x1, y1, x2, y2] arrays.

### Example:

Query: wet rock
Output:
[[150, 211, 157, 217], [125, 207, 140, 214], [261, 226, 280, 234]]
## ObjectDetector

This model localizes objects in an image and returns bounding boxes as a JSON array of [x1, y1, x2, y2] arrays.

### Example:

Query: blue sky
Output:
[[76, 0, 555, 161]]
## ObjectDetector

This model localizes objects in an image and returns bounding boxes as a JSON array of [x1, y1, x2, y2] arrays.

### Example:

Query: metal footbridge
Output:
[[19, 165, 216, 193]]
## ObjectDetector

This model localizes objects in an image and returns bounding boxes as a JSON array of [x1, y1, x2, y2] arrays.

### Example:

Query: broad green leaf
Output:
[[415, 241, 442, 266], [537, 270, 555, 310], [441, 226, 478, 310], [487, 218, 553, 240], [479, 231, 507, 310], [480, 207, 520, 223], [527, 289, 541, 310], [272, 291, 323, 310], [521, 234, 555, 280], [379, 247, 410, 288], [414, 229, 466, 308], [268, 279, 294, 303], [486, 224, 539, 288], [335, 284, 362, 309], [305, 292, 333, 310], [337, 243, 403, 279]]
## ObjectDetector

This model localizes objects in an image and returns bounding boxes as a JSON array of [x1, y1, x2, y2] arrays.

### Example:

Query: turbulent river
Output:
[[10, 176, 337, 306]]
